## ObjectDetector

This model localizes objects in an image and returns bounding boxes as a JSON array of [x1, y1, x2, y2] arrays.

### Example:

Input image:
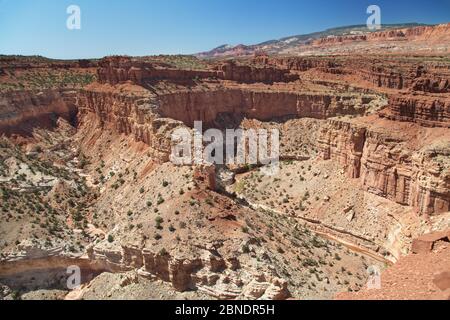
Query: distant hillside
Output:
[[196, 23, 430, 58]]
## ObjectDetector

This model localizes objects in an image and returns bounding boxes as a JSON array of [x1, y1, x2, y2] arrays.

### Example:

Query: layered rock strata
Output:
[[88, 243, 290, 299], [156, 89, 377, 127], [319, 119, 450, 215], [97, 56, 298, 85], [0, 245, 104, 290], [380, 94, 450, 127], [0, 89, 77, 135], [255, 55, 450, 92], [74, 86, 379, 162], [75, 89, 181, 161]]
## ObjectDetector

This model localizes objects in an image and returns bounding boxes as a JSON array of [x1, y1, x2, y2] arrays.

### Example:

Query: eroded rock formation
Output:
[[318, 118, 450, 215], [87, 243, 290, 299], [380, 94, 450, 127], [156, 89, 377, 127], [318, 120, 366, 179], [0, 89, 77, 135], [75, 89, 182, 161], [255, 55, 450, 93], [97, 56, 298, 85]]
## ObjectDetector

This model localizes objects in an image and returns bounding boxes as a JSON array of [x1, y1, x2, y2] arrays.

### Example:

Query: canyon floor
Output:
[[1, 23, 450, 300]]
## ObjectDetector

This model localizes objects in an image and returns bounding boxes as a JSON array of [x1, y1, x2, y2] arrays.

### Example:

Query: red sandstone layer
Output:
[[0, 89, 77, 135], [318, 117, 450, 215], [380, 93, 450, 127], [97, 56, 298, 86]]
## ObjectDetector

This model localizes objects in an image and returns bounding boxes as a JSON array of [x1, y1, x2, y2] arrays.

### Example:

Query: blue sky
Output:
[[0, 0, 449, 59]]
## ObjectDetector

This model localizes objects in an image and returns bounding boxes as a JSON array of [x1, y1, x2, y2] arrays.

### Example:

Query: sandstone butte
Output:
[[0, 22, 449, 301]]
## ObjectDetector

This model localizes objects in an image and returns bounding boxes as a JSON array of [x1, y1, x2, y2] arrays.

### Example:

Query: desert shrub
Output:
[[303, 258, 318, 267]]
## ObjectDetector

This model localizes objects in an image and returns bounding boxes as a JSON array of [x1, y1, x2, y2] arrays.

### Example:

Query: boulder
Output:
[[411, 230, 450, 254], [433, 272, 450, 291]]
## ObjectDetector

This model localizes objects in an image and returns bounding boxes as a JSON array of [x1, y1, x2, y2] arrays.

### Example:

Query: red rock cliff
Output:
[[97, 56, 298, 85], [319, 118, 450, 215], [156, 89, 375, 128], [0, 89, 77, 135], [380, 94, 450, 128]]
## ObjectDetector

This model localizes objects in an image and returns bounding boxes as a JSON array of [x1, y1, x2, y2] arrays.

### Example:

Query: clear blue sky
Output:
[[1, 0, 449, 59]]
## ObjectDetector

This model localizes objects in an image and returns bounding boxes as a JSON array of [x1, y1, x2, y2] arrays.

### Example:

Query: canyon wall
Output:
[[319, 119, 450, 215], [412, 77, 450, 93], [318, 120, 366, 179], [255, 56, 450, 92], [258, 56, 414, 89], [253, 55, 343, 74], [0, 85, 375, 162], [97, 56, 298, 85], [0, 245, 105, 290], [0, 242, 289, 299], [357, 65, 450, 92], [215, 60, 299, 83], [0, 89, 78, 135], [380, 94, 450, 127], [75, 89, 181, 161], [0, 58, 97, 71], [97, 56, 217, 85], [73, 87, 378, 167], [156, 89, 376, 128]]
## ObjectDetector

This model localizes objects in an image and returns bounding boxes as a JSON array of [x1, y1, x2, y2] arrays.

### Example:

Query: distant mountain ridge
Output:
[[196, 23, 431, 58]]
